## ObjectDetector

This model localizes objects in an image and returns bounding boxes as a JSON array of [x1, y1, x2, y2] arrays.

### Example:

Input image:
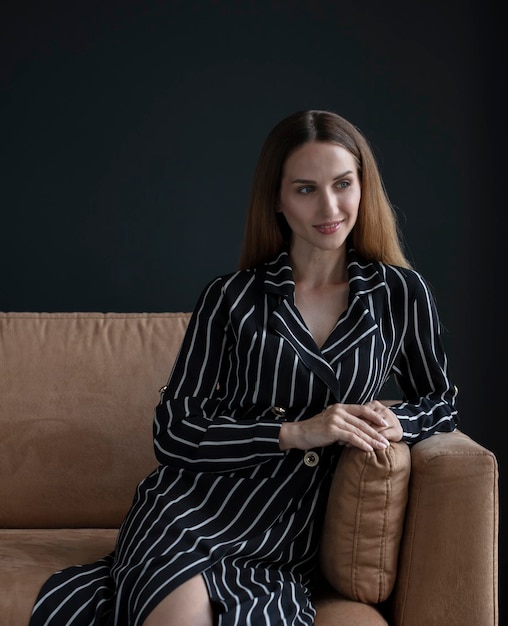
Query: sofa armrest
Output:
[[390, 430, 499, 626]]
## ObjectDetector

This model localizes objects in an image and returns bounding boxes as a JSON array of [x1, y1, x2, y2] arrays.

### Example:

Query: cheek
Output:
[[278, 197, 301, 219], [277, 191, 291, 214], [347, 190, 361, 215]]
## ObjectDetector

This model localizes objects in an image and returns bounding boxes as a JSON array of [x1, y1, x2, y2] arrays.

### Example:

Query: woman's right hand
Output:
[[279, 402, 392, 452]]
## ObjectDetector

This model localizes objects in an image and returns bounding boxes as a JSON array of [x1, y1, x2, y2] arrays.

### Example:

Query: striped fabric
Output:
[[30, 249, 458, 626]]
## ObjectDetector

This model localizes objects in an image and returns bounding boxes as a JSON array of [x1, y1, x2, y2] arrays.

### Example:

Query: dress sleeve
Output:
[[153, 275, 284, 471], [388, 271, 459, 443]]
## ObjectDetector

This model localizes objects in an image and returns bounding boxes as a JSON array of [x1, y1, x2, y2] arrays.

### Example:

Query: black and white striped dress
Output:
[[29, 249, 458, 626]]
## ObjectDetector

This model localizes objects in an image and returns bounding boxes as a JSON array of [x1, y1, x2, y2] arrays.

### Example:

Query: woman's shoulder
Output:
[[194, 266, 259, 308], [350, 249, 430, 297], [195, 251, 292, 311], [378, 261, 422, 283], [205, 250, 291, 292], [205, 266, 256, 291], [375, 260, 434, 301]]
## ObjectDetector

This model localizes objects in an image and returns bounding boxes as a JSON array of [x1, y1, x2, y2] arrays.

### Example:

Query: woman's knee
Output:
[[142, 574, 213, 626]]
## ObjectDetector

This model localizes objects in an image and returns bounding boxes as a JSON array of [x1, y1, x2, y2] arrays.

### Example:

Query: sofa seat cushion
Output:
[[319, 442, 411, 604], [0, 528, 118, 626], [0, 530, 387, 626], [313, 590, 388, 625]]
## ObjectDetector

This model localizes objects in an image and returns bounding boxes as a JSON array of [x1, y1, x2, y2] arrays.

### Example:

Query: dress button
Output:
[[271, 406, 287, 417], [158, 385, 168, 394], [303, 451, 319, 467]]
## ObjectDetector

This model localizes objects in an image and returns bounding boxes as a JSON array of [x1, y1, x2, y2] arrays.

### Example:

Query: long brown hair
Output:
[[239, 110, 411, 270]]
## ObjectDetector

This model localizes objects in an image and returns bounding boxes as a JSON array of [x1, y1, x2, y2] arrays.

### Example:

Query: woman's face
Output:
[[278, 141, 361, 256]]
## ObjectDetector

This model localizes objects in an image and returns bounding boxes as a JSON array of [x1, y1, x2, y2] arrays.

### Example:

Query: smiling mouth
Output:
[[314, 221, 342, 234]]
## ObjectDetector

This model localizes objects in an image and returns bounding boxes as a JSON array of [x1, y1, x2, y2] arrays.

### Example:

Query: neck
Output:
[[289, 246, 348, 288]]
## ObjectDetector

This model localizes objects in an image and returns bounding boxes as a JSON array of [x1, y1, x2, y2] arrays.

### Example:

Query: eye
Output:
[[336, 180, 350, 190], [297, 185, 315, 194]]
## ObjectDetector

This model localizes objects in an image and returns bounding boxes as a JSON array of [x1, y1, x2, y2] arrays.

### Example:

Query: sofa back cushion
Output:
[[0, 312, 190, 528]]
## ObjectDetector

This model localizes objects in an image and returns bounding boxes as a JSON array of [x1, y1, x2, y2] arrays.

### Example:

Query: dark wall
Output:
[[2, 0, 505, 615]]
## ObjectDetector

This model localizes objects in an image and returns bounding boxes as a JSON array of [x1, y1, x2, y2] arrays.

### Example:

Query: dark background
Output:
[[2, 0, 505, 618]]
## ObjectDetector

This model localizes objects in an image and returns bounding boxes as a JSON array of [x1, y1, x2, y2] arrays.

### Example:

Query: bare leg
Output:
[[142, 573, 214, 626]]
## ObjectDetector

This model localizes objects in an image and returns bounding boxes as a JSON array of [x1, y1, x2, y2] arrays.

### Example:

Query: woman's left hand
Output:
[[363, 400, 403, 442]]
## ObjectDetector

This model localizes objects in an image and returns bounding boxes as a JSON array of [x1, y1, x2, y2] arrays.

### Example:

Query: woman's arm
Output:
[[154, 275, 285, 472], [387, 270, 459, 443]]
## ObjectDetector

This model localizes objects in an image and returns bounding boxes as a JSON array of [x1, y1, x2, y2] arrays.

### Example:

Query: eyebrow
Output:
[[290, 170, 354, 184]]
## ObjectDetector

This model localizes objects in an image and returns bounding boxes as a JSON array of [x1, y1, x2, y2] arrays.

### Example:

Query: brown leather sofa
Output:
[[0, 312, 499, 625]]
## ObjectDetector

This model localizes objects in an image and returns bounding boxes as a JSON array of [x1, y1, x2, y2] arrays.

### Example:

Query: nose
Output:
[[319, 188, 338, 217]]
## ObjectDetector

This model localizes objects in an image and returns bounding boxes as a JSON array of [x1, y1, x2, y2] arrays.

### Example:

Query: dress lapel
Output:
[[260, 250, 387, 398], [321, 252, 386, 365]]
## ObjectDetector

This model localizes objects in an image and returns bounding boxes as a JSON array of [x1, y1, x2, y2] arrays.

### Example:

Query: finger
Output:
[[336, 421, 390, 451], [340, 432, 388, 452], [344, 403, 389, 427], [324, 405, 390, 447], [342, 414, 390, 443]]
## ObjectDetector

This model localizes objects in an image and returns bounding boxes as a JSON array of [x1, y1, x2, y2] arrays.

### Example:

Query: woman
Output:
[[30, 110, 458, 626]]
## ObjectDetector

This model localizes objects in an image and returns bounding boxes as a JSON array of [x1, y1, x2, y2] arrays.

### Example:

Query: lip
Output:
[[313, 221, 342, 234]]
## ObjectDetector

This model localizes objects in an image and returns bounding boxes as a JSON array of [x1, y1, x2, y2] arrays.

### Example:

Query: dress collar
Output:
[[261, 250, 295, 297], [261, 247, 386, 298]]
